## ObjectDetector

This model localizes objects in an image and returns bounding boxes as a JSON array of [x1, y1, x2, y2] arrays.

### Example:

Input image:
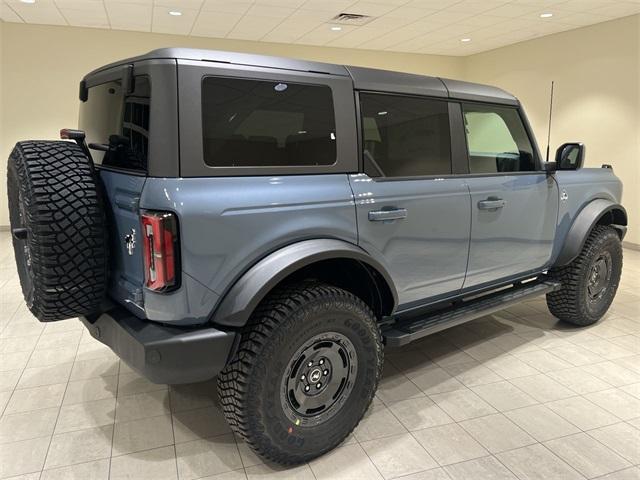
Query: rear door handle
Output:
[[368, 208, 408, 222], [478, 197, 505, 210]]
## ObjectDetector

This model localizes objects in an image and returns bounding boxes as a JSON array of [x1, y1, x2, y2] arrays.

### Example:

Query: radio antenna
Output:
[[545, 80, 555, 162]]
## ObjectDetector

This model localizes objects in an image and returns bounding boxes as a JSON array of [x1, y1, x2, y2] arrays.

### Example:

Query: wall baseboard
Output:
[[623, 241, 640, 251]]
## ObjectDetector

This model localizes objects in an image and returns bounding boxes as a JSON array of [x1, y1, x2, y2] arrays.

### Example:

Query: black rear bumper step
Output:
[[80, 307, 236, 384], [383, 278, 561, 347]]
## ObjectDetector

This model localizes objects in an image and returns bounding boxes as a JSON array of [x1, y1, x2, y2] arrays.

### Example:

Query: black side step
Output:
[[384, 278, 561, 347]]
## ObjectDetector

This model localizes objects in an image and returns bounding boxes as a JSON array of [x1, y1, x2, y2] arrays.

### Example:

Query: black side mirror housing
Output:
[[555, 143, 585, 170]]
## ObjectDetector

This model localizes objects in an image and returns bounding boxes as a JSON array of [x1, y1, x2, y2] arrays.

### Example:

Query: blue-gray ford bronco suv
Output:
[[7, 48, 627, 464]]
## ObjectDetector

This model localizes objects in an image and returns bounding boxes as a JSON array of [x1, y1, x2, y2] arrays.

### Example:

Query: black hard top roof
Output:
[[86, 47, 518, 106]]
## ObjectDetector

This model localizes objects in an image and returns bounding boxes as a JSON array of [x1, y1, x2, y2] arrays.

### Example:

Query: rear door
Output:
[[350, 92, 471, 308], [460, 103, 559, 288]]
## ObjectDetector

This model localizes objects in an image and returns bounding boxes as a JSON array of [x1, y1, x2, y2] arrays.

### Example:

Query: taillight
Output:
[[141, 211, 179, 292]]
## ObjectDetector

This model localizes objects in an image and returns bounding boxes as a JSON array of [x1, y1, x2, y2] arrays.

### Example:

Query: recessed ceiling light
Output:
[[461, 38, 471, 42], [330, 26, 342, 31], [168, 10, 182, 16], [377, 111, 388, 116], [20, 0, 36, 4], [540, 12, 553, 18]]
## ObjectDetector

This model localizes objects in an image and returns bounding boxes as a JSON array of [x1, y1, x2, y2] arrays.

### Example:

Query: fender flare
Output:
[[554, 199, 627, 267], [210, 239, 398, 328]]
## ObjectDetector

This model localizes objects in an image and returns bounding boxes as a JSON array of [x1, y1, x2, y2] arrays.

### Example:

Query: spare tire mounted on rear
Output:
[[7, 141, 108, 321]]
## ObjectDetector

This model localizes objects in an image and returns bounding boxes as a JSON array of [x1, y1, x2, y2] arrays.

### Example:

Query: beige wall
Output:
[[1, 17, 638, 244], [464, 15, 640, 244]]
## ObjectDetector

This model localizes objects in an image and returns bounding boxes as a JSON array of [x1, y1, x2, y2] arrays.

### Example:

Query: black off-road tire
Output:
[[217, 282, 383, 465], [7, 141, 108, 321], [547, 225, 622, 326]]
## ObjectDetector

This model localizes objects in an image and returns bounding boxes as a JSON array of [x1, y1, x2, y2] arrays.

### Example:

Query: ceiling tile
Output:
[[152, 6, 198, 34], [253, 0, 307, 7], [300, 0, 354, 13], [7, 3, 67, 25], [228, 15, 285, 40], [107, 2, 152, 31], [340, 1, 400, 17], [61, 6, 109, 28], [588, 2, 640, 17], [297, 22, 357, 45], [201, 0, 250, 14], [191, 10, 242, 37], [484, 3, 540, 17], [445, 0, 510, 14], [2, 0, 637, 56], [154, 0, 204, 9], [0, 2, 24, 22], [325, 25, 384, 47], [385, 6, 436, 19], [246, 4, 295, 18]]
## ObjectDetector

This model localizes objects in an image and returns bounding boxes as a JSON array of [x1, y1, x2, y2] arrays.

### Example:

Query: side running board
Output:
[[384, 278, 561, 347]]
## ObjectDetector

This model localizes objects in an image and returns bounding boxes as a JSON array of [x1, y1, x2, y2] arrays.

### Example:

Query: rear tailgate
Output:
[[99, 170, 146, 312]]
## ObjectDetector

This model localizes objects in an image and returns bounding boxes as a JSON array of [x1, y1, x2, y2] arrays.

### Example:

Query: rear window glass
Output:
[[201, 77, 336, 168], [79, 76, 150, 172]]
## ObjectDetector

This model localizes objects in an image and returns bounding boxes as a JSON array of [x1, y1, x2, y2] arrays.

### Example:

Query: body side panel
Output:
[[139, 174, 358, 321], [550, 168, 624, 265]]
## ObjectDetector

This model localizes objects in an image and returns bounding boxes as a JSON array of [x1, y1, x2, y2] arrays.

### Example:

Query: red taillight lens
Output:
[[141, 211, 178, 292]]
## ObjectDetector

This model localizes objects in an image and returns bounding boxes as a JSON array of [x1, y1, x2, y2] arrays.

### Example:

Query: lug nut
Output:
[[316, 383, 322, 389], [301, 374, 306, 381], [319, 359, 324, 365], [307, 361, 313, 367], [304, 385, 310, 392], [323, 370, 329, 376]]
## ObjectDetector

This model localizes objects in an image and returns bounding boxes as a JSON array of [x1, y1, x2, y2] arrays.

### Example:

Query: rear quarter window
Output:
[[201, 77, 337, 168], [79, 76, 151, 172]]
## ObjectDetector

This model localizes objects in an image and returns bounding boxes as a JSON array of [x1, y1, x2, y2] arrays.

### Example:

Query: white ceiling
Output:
[[1, 0, 639, 56]]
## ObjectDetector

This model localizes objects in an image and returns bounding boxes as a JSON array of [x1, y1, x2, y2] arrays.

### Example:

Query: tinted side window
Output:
[[360, 93, 451, 177], [79, 76, 150, 172], [202, 77, 336, 168], [462, 104, 536, 174]]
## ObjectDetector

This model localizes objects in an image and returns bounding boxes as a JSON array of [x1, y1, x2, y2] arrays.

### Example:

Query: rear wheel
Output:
[[547, 225, 622, 326], [7, 141, 108, 321], [217, 282, 383, 465]]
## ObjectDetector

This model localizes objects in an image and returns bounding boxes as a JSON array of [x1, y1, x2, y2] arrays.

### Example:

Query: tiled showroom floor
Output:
[[1, 230, 639, 480]]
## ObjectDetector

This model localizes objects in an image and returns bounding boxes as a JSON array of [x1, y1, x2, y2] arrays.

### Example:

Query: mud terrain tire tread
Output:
[[217, 282, 383, 465], [7, 141, 108, 321], [547, 225, 622, 326]]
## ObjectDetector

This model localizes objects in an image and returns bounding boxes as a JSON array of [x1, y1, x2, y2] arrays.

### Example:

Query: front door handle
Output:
[[368, 208, 408, 222], [478, 197, 505, 210]]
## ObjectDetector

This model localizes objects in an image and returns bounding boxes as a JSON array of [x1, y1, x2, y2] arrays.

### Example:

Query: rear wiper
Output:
[[88, 143, 109, 152], [89, 135, 130, 152]]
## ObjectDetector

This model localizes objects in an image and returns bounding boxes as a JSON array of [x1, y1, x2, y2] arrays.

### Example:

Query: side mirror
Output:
[[555, 143, 585, 170]]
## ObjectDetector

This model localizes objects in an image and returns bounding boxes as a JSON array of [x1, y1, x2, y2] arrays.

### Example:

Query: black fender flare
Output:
[[210, 239, 398, 328], [554, 199, 627, 267]]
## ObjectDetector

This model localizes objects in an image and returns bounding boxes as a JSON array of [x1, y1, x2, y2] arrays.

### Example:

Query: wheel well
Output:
[[596, 207, 627, 237], [276, 258, 395, 320]]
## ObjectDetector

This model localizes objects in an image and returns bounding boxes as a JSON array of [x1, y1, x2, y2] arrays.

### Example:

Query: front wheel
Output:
[[547, 225, 623, 326], [217, 283, 383, 465]]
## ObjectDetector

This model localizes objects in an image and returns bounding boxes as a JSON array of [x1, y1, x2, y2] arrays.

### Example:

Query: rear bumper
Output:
[[80, 307, 236, 384]]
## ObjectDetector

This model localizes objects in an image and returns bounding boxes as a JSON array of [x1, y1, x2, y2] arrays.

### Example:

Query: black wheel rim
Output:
[[587, 252, 612, 302], [281, 331, 357, 427]]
